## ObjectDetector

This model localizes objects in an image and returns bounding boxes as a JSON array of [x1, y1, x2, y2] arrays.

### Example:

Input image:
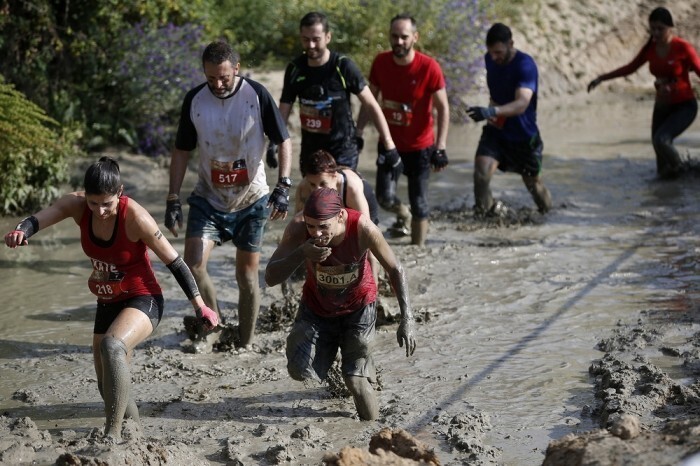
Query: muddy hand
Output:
[[397, 317, 416, 357], [302, 238, 332, 263]]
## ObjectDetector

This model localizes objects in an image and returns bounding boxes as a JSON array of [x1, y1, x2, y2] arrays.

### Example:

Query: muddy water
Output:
[[2, 92, 700, 464]]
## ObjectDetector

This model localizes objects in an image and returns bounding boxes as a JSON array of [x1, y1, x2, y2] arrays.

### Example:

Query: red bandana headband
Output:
[[303, 187, 343, 220]]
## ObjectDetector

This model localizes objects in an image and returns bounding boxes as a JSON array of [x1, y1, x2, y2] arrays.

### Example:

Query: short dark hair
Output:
[[390, 13, 417, 30], [84, 156, 122, 195], [486, 23, 512, 46], [202, 40, 240, 67], [301, 150, 337, 177], [300, 11, 329, 32], [649, 7, 673, 27]]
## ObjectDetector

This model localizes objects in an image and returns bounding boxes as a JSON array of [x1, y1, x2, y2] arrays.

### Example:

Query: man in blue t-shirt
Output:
[[468, 23, 552, 217]]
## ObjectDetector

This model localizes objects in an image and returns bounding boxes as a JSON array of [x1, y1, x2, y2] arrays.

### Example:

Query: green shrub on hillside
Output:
[[0, 78, 77, 215]]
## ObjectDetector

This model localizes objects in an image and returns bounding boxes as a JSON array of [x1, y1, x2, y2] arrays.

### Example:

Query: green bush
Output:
[[0, 78, 78, 215], [0, 0, 214, 151]]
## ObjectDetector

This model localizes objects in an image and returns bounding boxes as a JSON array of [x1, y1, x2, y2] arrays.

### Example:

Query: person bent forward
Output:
[[265, 188, 416, 420]]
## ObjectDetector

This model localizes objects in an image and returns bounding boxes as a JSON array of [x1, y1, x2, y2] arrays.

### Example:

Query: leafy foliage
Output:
[[0, 78, 78, 215], [436, 0, 490, 122], [0, 0, 213, 153], [114, 22, 205, 156]]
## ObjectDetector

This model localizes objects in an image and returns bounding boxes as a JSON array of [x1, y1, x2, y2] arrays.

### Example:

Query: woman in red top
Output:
[[4, 156, 218, 441], [588, 7, 700, 178]]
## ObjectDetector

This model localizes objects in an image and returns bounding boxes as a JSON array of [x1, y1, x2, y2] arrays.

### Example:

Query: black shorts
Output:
[[94, 295, 164, 334], [476, 126, 544, 177], [400, 146, 432, 178]]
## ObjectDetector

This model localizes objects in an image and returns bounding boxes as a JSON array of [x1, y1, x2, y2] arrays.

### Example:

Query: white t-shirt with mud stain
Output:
[[175, 77, 289, 212]]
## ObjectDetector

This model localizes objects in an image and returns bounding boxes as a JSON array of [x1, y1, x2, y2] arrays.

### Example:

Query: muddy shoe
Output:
[[487, 200, 508, 218], [213, 323, 242, 352], [472, 204, 487, 219], [189, 327, 223, 354], [183, 315, 203, 341], [386, 219, 410, 238]]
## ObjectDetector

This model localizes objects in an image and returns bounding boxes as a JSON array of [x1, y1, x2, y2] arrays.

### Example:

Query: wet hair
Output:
[[390, 13, 417, 30], [486, 23, 512, 46], [84, 156, 122, 195], [300, 11, 329, 32], [301, 150, 337, 177], [202, 40, 240, 67], [649, 7, 673, 27]]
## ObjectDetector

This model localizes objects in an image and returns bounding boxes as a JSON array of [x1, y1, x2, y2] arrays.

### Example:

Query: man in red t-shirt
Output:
[[357, 13, 450, 247]]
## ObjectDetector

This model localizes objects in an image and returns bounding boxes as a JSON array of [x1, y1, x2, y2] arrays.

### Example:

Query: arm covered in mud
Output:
[[265, 213, 329, 287], [359, 216, 416, 357]]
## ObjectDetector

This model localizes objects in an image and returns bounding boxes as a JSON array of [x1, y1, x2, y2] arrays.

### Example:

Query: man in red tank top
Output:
[[265, 188, 416, 420]]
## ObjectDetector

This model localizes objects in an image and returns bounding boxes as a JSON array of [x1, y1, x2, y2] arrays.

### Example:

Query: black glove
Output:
[[430, 148, 449, 170], [355, 135, 364, 153], [376, 147, 401, 169], [587, 77, 602, 93], [165, 198, 183, 231], [467, 106, 497, 122], [266, 142, 278, 169], [269, 186, 289, 213]]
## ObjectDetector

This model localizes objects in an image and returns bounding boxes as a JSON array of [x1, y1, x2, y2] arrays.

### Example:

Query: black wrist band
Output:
[[15, 216, 39, 239]]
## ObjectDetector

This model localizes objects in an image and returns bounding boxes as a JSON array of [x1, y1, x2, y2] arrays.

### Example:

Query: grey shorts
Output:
[[94, 294, 163, 334], [185, 194, 270, 252], [286, 301, 376, 382]]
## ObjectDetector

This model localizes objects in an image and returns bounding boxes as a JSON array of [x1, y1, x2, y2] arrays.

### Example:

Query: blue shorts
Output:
[[186, 194, 270, 252], [94, 295, 163, 334], [286, 301, 376, 383], [476, 126, 544, 177]]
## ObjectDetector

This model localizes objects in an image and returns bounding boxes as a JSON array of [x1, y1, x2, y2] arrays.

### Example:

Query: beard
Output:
[[208, 83, 234, 99], [494, 48, 514, 65], [305, 48, 323, 60], [392, 45, 411, 58]]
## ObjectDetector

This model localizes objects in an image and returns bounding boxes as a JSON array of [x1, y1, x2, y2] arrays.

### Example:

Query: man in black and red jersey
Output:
[[274, 11, 399, 177], [265, 187, 416, 420]]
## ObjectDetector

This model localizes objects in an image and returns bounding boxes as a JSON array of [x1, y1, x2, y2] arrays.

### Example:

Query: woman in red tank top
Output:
[[588, 7, 700, 178], [4, 156, 217, 441]]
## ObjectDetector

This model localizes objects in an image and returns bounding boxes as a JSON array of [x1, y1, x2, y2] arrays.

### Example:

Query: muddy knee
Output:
[[100, 336, 127, 361]]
